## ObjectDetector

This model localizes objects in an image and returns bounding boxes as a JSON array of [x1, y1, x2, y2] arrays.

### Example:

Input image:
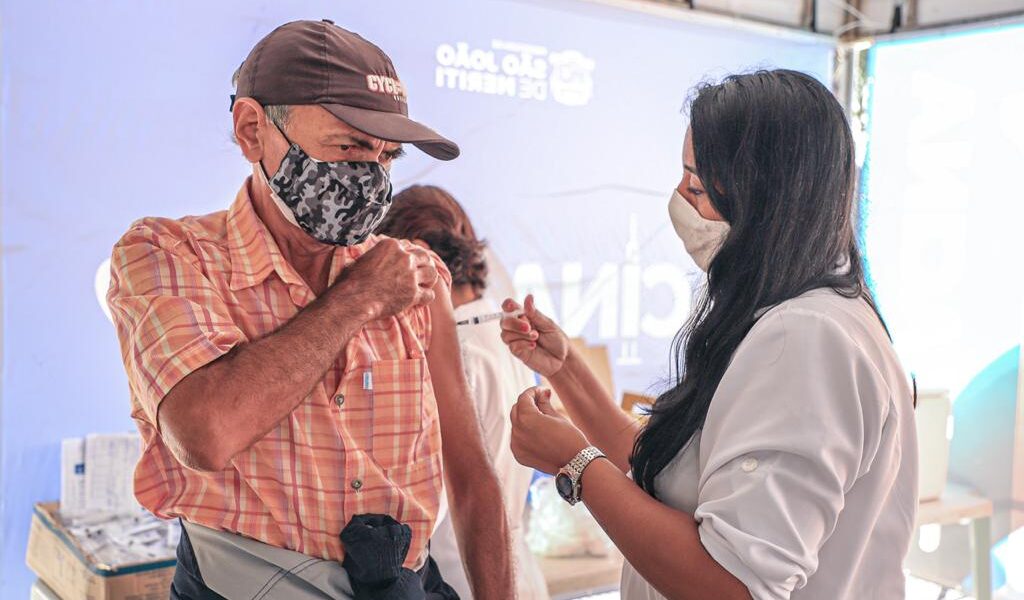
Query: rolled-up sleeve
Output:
[[694, 306, 891, 600], [396, 239, 452, 352], [107, 221, 245, 428]]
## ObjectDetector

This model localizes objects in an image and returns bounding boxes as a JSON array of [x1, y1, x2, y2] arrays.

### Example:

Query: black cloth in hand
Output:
[[340, 514, 458, 600]]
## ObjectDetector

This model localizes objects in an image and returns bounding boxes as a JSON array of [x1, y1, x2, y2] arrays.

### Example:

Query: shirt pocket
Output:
[[369, 358, 426, 470]]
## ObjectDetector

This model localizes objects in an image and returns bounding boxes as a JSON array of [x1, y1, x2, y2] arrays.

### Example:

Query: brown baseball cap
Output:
[[232, 19, 459, 160]]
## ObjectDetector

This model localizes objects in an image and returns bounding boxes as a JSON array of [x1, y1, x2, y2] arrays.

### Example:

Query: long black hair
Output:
[[630, 69, 888, 496]]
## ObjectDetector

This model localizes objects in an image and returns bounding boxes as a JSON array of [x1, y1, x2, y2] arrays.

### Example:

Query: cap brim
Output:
[[321, 103, 460, 161]]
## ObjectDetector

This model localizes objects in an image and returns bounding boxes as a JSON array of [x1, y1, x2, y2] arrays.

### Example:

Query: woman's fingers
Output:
[[505, 297, 538, 330], [516, 387, 544, 416], [507, 340, 536, 358], [500, 301, 534, 335], [500, 321, 538, 344], [500, 318, 536, 337], [501, 329, 537, 346], [534, 388, 558, 417], [525, 294, 556, 330]]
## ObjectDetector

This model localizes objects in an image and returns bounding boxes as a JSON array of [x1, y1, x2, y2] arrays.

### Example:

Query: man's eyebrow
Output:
[[321, 133, 376, 150]]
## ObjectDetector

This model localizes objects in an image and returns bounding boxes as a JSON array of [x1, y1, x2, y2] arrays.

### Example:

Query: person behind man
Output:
[[378, 185, 549, 600], [107, 20, 512, 599]]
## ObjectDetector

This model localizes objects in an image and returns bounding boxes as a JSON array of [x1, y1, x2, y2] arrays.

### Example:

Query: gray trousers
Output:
[[171, 521, 457, 600]]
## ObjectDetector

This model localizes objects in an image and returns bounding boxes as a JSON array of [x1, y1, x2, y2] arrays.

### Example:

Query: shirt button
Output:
[[741, 457, 759, 472], [334, 394, 345, 407], [351, 479, 363, 490]]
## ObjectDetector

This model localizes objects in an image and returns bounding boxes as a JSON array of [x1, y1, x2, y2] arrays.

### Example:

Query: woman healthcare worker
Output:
[[500, 69, 918, 600]]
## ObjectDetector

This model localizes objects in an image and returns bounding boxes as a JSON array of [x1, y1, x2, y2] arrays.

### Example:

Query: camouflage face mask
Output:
[[263, 142, 393, 246]]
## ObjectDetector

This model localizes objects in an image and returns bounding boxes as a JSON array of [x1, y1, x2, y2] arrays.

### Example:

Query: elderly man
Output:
[[107, 20, 512, 599]]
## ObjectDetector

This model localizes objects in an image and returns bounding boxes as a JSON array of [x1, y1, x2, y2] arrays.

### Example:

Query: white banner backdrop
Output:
[[0, 1, 832, 594]]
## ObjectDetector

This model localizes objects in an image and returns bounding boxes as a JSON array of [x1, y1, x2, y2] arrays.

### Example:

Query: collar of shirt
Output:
[[225, 178, 384, 301]]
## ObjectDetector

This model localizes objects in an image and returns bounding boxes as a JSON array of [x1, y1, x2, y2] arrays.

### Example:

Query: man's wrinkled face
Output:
[[261, 105, 405, 177]]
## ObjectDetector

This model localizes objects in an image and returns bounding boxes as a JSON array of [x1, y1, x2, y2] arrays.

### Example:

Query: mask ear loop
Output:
[[253, 112, 302, 228], [261, 109, 305, 169]]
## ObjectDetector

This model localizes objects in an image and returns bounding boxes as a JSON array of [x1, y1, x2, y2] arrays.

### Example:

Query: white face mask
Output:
[[667, 189, 730, 272]]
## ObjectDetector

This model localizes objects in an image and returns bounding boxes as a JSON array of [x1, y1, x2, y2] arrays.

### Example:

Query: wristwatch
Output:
[[555, 446, 606, 505]]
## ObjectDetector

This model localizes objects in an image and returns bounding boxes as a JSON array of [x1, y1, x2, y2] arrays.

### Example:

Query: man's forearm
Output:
[[161, 277, 372, 470], [548, 348, 639, 471]]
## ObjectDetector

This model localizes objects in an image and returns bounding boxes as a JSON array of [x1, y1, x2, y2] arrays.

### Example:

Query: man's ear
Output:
[[233, 97, 265, 163]]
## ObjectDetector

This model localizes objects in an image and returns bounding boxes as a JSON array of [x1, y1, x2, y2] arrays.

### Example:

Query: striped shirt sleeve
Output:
[[107, 220, 246, 428]]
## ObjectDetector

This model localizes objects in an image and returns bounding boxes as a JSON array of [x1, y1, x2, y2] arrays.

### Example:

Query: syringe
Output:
[[456, 310, 525, 327]]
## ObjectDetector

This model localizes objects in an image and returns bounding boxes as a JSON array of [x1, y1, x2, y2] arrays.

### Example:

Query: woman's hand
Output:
[[510, 387, 589, 475], [499, 295, 569, 377]]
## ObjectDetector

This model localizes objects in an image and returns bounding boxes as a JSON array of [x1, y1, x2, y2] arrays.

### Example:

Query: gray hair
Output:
[[232, 67, 291, 131]]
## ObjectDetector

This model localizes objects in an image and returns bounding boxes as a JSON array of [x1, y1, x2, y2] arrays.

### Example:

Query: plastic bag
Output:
[[524, 476, 614, 558]]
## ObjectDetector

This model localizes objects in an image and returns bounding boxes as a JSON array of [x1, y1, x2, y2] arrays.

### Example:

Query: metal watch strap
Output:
[[561, 446, 606, 504], [565, 446, 605, 480]]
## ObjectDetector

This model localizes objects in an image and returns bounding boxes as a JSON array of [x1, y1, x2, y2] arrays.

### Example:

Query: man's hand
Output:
[[499, 294, 569, 377], [335, 238, 438, 321]]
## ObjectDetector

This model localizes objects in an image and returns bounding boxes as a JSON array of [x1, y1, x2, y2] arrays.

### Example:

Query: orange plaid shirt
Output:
[[107, 180, 449, 565]]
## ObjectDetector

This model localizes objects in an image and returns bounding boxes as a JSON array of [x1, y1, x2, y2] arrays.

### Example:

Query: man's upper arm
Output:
[[107, 222, 245, 427], [422, 276, 494, 480]]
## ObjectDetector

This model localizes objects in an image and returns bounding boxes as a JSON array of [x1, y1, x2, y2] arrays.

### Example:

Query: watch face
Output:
[[555, 473, 575, 500]]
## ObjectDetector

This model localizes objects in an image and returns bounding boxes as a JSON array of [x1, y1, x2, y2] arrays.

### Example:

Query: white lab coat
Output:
[[431, 298, 550, 600], [621, 289, 918, 599]]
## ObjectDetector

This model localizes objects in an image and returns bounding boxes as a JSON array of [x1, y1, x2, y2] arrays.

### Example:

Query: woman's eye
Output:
[[688, 187, 705, 197], [339, 145, 352, 151]]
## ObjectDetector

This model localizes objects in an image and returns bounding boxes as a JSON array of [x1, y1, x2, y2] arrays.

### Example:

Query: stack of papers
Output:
[[59, 432, 177, 567], [62, 510, 180, 568], [61, 433, 142, 516]]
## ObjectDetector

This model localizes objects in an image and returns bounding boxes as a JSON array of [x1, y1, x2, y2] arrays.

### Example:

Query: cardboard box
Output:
[[26, 502, 175, 600], [569, 339, 614, 399], [620, 392, 655, 417]]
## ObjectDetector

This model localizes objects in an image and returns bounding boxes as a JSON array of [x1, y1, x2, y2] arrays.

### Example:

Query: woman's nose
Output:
[[676, 173, 690, 195]]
